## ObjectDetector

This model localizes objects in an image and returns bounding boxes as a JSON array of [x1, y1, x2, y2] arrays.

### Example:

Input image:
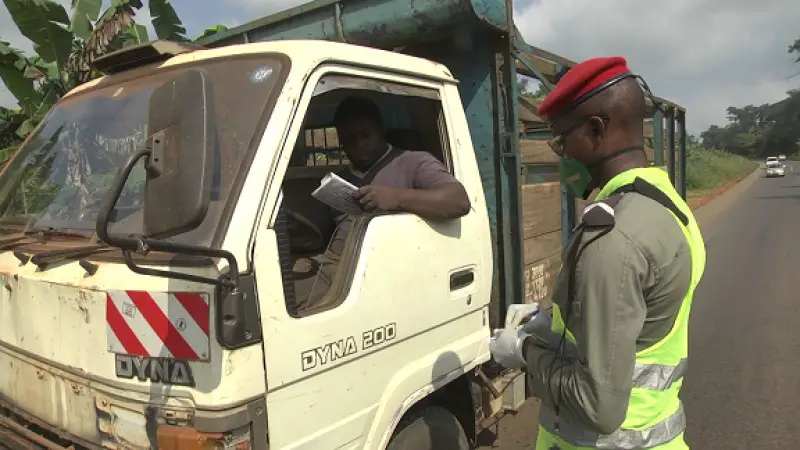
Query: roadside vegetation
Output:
[[685, 143, 757, 196], [0, 0, 227, 163]]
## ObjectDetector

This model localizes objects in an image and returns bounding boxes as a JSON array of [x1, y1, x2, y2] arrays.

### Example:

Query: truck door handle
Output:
[[450, 269, 474, 291]]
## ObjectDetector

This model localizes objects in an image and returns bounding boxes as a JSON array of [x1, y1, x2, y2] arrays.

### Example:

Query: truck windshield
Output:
[[0, 55, 285, 248]]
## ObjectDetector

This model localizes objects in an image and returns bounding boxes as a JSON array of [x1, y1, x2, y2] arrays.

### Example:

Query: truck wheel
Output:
[[387, 406, 471, 450]]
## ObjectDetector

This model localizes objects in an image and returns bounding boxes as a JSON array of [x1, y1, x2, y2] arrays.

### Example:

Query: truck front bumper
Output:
[[0, 343, 268, 450]]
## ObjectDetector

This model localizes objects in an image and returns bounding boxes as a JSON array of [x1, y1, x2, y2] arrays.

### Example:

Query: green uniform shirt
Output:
[[526, 191, 693, 434]]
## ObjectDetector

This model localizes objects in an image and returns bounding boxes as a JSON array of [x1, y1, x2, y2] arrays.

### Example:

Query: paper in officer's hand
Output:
[[505, 303, 540, 329], [311, 172, 364, 215]]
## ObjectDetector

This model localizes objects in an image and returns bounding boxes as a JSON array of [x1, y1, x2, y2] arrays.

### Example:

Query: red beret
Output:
[[537, 56, 630, 119]]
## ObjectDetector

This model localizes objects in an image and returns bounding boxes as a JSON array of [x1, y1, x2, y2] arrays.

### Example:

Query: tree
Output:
[[0, 0, 227, 147], [0, 0, 150, 147], [697, 34, 800, 158], [517, 76, 547, 101], [700, 94, 800, 157], [696, 35, 800, 157]]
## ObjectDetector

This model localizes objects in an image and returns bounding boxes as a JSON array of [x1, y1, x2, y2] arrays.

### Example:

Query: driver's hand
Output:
[[353, 185, 402, 212]]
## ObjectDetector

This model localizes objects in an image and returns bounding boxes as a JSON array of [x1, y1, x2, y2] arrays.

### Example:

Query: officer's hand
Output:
[[520, 309, 561, 350], [505, 302, 540, 329], [489, 328, 529, 370]]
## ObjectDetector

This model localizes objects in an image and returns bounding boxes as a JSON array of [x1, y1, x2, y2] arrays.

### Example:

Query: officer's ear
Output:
[[587, 116, 608, 144]]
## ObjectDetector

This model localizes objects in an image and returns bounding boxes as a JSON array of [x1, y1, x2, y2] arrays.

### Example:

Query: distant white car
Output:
[[766, 160, 785, 177], [778, 154, 787, 161]]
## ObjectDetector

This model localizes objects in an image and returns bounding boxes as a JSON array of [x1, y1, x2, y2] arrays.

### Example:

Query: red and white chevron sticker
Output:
[[106, 290, 210, 361]]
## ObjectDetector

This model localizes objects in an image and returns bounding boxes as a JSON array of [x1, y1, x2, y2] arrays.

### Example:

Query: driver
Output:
[[295, 95, 471, 313]]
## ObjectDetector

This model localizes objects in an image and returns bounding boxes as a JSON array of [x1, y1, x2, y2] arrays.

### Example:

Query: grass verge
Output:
[[685, 147, 758, 208]]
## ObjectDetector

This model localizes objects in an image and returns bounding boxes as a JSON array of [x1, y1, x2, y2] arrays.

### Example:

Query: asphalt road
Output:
[[479, 166, 799, 449], [682, 166, 800, 449]]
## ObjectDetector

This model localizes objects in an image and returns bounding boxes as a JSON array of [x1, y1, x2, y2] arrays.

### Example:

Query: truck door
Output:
[[251, 66, 491, 449]]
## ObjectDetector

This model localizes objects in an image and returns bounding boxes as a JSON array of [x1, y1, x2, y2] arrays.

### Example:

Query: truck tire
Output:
[[386, 406, 471, 450]]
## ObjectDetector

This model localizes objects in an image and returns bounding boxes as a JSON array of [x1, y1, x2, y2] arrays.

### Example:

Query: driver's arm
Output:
[[398, 152, 470, 220]]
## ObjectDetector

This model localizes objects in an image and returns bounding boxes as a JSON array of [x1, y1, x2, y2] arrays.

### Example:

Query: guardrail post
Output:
[[667, 106, 676, 185], [553, 63, 576, 249], [678, 110, 687, 199], [653, 107, 664, 167]]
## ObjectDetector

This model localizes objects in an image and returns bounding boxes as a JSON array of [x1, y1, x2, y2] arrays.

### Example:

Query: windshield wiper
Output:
[[6, 227, 95, 265], [25, 227, 107, 272], [0, 232, 48, 263], [29, 244, 113, 273], [26, 227, 93, 239], [0, 233, 38, 248]]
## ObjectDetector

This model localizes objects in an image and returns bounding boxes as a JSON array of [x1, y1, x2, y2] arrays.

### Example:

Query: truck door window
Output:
[[279, 73, 452, 317]]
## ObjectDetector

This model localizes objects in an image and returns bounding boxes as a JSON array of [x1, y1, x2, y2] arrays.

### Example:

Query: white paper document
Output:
[[311, 172, 364, 215]]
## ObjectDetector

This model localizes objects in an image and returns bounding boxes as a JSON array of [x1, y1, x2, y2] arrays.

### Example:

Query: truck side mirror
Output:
[[142, 69, 216, 237]]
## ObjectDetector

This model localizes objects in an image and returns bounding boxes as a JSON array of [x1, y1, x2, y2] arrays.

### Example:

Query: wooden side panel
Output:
[[521, 183, 561, 239], [523, 253, 561, 307], [521, 139, 557, 164], [520, 180, 563, 305], [523, 230, 561, 267]]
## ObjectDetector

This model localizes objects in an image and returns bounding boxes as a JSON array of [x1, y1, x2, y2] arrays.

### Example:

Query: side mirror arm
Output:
[[96, 148, 151, 249], [95, 148, 241, 290]]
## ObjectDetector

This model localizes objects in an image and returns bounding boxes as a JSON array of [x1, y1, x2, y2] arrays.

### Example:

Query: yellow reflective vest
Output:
[[536, 168, 706, 450]]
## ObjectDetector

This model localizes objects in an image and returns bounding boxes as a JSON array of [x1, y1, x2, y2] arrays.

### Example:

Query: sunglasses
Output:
[[548, 116, 610, 157]]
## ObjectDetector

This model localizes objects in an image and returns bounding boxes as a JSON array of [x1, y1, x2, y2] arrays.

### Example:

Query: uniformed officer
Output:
[[490, 56, 706, 449]]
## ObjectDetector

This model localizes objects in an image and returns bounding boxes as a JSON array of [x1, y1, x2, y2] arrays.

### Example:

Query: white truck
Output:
[[0, 1, 688, 449]]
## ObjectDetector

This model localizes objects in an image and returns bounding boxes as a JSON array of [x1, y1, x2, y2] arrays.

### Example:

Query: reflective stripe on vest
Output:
[[546, 330, 688, 392], [539, 404, 686, 449], [540, 167, 704, 450], [633, 358, 688, 391]]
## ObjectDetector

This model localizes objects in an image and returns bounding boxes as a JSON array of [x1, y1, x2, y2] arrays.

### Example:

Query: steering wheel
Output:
[[285, 208, 326, 253]]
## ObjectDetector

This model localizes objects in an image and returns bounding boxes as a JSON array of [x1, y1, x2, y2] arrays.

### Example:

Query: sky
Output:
[[1, 0, 799, 135]]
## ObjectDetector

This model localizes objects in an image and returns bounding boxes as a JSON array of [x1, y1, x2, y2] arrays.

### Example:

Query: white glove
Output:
[[489, 327, 530, 370], [504, 302, 540, 329], [491, 303, 542, 370]]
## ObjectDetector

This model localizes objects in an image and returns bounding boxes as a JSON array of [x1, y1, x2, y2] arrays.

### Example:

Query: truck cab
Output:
[[0, 1, 688, 449], [0, 39, 493, 449]]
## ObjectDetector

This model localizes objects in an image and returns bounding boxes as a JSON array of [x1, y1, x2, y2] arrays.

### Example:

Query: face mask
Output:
[[560, 157, 593, 200], [558, 145, 645, 200]]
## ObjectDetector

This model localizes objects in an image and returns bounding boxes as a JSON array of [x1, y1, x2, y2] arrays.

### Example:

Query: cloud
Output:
[[3, 0, 799, 136], [514, 0, 800, 134]]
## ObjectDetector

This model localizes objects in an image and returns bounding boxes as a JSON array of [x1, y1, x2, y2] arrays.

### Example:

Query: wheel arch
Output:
[[378, 371, 480, 449]]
